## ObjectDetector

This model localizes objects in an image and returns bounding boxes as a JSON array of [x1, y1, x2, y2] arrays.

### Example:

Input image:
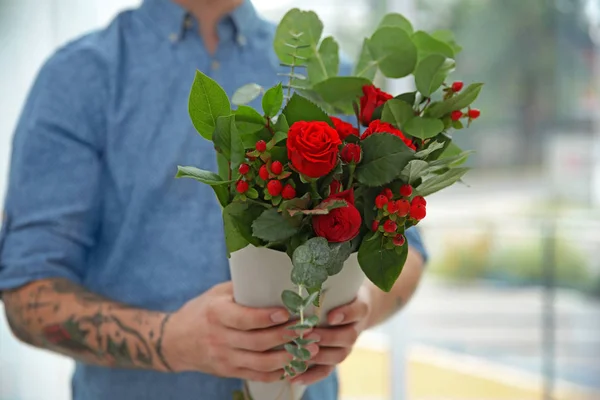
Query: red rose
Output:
[[287, 121, 341, 178], [331, 117, 359, 140], [313, 189, 361, 243], [341, 143, 362, 164], [360, 85, 393, 126], [361, 120, 416, 151]]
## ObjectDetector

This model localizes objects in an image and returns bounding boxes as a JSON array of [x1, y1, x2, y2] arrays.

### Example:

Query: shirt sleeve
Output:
[[405, 227, 428, 264], [0, 42, 107, 292]]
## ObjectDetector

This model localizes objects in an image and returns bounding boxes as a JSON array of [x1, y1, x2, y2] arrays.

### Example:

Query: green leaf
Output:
[[291, 237, 330, 288], [367, 27, 417, 79], [213, 115, 245, 172], [273, 114, 289, 133], [377, 13, 413, 34], [412, 31, 455, 61], [354, 38, 378, 80], [252, 208, 300, 242], [274, 9, 323, 65], [295, 337, 319, 346], [282, 93, 333, 127], [355, 134, 415, 187], [415, 141, 445, 159], [235, 105, 266, 134], [404, 117, 445, 140], [284, 343, 311, 361], [269, 146, 288, 164], [286, 322, 314, 331], [358, 234, 408, 292], [304, 315, 319, 327], [282, 290, 304, 314], [396, 92, 417, 107], [416, 167, 469, 196], [432, 30, 463, 55], [427, 83, 484, 118], [175, 166, 231, 208], [381, 99, 415, 128], [291, 360, 308, 373], [429, 150, 473, 169], [272, 131, 287, 145], [307, 36, 340, 85], [222, 202, 264, 255], [439, 141, 463, 159], [188, 70, 231, 140], [216, 152, 230, 181], [262, 83, 284, 118], [279, 193, 312, 213], [284, 365, 296, 377], [246, 188, 259, 199], [232, 83, 263, 106], [325, 241, 353, 276], [452, 119, 464, 129], [400, 160, 429, 184], [287, 199, 347, 217], [312, 77, 372, 115], [415, 55, 456, 97], [303, 291, 320, 308]]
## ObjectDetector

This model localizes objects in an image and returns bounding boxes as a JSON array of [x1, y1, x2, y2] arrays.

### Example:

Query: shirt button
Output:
[[211, 60, 220, 71], [169, 33, 178, 43], [237, 35, 247, 47]]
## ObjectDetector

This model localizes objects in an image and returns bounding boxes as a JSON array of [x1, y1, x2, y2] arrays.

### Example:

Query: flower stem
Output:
[[347, 164, 356, 189]]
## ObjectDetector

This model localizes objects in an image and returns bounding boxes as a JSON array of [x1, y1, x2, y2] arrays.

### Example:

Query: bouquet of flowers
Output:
[[177, 8, 482, 400]]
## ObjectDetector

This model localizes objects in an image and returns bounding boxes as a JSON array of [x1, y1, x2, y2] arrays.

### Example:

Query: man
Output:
[[0, 0, 427, 399]]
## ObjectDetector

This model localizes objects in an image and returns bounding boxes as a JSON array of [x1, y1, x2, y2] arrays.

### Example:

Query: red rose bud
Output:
[[372, 220, 379, 232], [287, 121, 341, 178], [313, 189, 361, 242], [451, 111, 463, 121], [410, 204, 427, 220], [393, 234, 406, 246], [281, 184, 296, 200], [362, 120, 416, 151], [329, 180, 342, 195], [400, 184, 413, 197], [238, 163, 250, 175], [383, 220, 397, 233], [359, 84, 393, 125], [258, 165, 269, 180], [375, 195, 389, 209], [451, 81, 464, 92], [468, 108, 481, 119], [236, 180, 249, 194], [412, 196, 427, 207], [382, 188, 393, 200], [396, 199, 410, 217], [387, 200, 399, 214], [331, 116, 359, 140], [255, 140, 267, 152], [341, 143, 362, 164], [270, 160, 283, 175], [267, 180, 283, 196]]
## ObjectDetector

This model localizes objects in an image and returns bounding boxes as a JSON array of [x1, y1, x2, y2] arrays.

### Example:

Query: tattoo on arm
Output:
[[3, 279, 173, 372]]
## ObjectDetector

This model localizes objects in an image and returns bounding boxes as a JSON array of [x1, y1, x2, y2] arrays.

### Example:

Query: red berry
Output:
[[396, 199, 410, 217], [267, 180, 283, 196], [468, 108, 481, 119], [281, 184, 296, 200], [270, 161, 283, 175], [372, 220, 379, 232], [399, 184, 413, 197], [451, 81, 464, 92], [412, 196, 427, 207], [410, 204, 427, 220], [329, 180, 342, 195], [236, 180, 249, 194], [259, 165, 269, 180], [393, 234, 406, 246], [256, 140, 267, 152], [238, 163, 250, 175], [375, 195, 389, 209], [382, 188, 393, 200], [341, 143, 362, 164], [383, 220, 397, 233], [451, 110, 463, 121], [387, 200, 399, 214]]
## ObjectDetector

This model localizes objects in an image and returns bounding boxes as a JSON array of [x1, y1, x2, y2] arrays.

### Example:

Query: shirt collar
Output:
[[140, 0, 261, 44]]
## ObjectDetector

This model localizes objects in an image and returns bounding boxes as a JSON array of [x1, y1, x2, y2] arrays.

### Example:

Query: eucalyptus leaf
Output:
[[291, 237, 330, 288], [312, 77, 372, 115], [432, 29, 463, 55], [377, 13, 414, 34], [274, 9, 323, 65], [412, 31, 455, 61], [281, 290, 304, 314], [325, 241, 353, 276], [415, 55, 456, 97], [381, 99, 415, 128], [353, 38, 377, 80], [366, 27, 417, 78], [232, 83, 263, 106], [307, 36, 340, 85]]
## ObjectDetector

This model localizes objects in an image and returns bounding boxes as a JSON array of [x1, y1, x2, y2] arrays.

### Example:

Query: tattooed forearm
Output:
[[2, 279, 173, 372]]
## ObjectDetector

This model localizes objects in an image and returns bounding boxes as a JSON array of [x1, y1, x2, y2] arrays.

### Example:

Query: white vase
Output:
[[229, 245, 366, 400]]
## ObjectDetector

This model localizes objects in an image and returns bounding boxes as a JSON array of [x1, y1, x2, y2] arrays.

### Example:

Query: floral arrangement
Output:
[[177, 9, 482, 380]]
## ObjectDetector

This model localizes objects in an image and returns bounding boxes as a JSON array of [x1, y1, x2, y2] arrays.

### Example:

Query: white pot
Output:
[[229, 245, 365, 400]]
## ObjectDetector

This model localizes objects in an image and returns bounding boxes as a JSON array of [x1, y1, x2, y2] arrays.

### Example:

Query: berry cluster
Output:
[[372, 184, 427, 247], [444, 81, 481, 126], [235, 140, 297, 205]]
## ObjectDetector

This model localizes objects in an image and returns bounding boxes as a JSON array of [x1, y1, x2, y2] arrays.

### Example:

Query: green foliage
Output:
[[232, 83, 263, 106], [366, 27, 418, 78], [222, 202, 264, 255], [252, 209, 300, 242], [188, 71, 231, 140], [412, 31, 455, 61], [358, 233, 409, 292], [427, 83, 483, 118], [213, 115, 245, 173], [400, 160, 430, 184], [291, 237, 330, 288], [307, 36, 340, 85], [312, 77, 372, 115], [381, 99, 414, 128], [355, 134, 414, 186], [414, 55, 455, 96], [416, 167, 469, 196], [262, 83, 284, 118], [404, 117, 445, 140], [282, 93, 332, 127], [377, 13, 414, 34], [274, 9, 323, 65], [175, 166, 230, 208], [281, 290, 304, 314]]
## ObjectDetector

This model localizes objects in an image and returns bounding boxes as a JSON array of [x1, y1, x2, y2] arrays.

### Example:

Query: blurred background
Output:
[[1, 0, 599, 399]]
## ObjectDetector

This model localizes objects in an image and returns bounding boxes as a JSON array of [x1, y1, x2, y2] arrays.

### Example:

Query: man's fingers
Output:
[[234, 345, 319, 372], [291, 365, 335, 385], [327, 297, 369, 326], [310, 346, 351, 366], [217, 302, 290, 331], [227, 325, 294, 352], [235, 368, 283, 383], [308, 324, 359, 348]]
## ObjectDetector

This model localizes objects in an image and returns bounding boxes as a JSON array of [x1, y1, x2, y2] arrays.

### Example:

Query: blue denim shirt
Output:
[[0, 1, 427, 399]]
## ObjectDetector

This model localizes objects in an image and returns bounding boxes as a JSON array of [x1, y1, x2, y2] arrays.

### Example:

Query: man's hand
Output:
[[164, 282, 319, 383], [291, 286, 372, 385]]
